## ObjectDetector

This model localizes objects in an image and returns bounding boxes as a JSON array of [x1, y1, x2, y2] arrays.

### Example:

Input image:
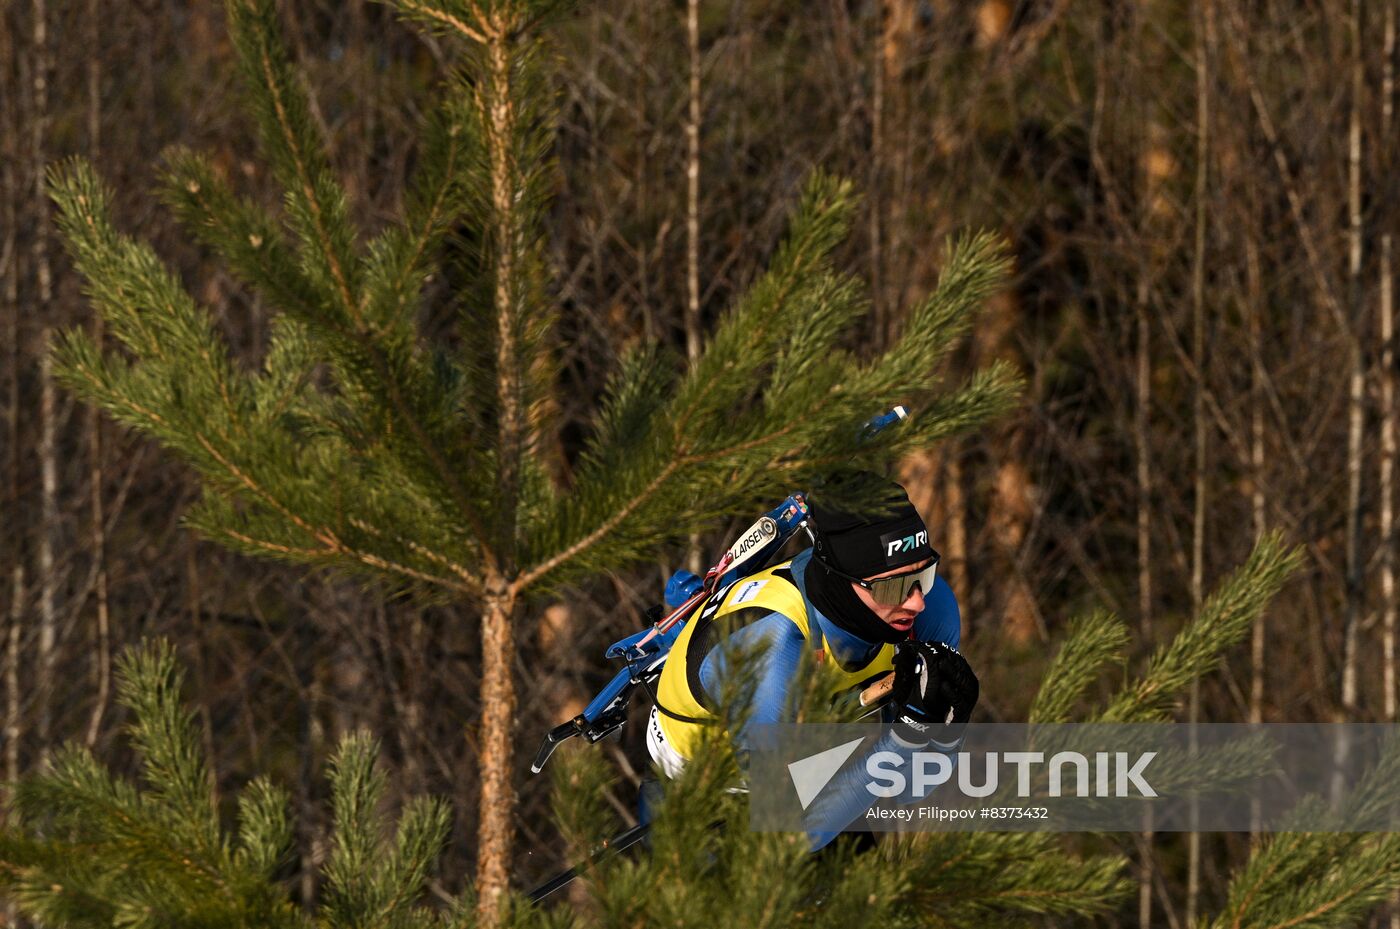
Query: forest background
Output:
[[2, 0, 1395, 925]]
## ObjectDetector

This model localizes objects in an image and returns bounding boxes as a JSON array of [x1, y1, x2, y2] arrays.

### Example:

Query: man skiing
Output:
[[644, 470, 980, 844]]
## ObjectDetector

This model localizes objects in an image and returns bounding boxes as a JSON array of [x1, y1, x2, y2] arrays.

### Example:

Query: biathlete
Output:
[[644, 470, 981, 846]]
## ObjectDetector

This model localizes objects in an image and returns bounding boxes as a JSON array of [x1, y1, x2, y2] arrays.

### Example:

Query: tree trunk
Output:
[[1136, 283, 1152, 643], [1188, 1, 1215, 920], [868, 2, 883, 343], [539, 600, 589, 908], [684, 0, 703, 575], [989, 451, 1039, 643], [477, 11, 527, 921], [945, 448, 967, 617], [1335, 0, 1365, 811], [1341, 0, 1365, 727], [900, 445, 966, 637], [1338, 0, 1360, 716], [872, 0, 914, 346], [2, 12, 23, 896], [1247, 217, 1267, 837], [1379, 12, 1399, 923], [298, 639, 327, 908], [83, 0, 111, 751], [1382, 0, 1397, 733], [475, 581, 518, 923], [32, 0, 55, 766], [975, 290, 1038, 645], [1134, 14, 1157, 924], [488, 29, 522, 546], [685, 0, 701, 367], [38, 335, 56, 762], [1135, 276, 1154, 929], [633, 0, 655, 344]]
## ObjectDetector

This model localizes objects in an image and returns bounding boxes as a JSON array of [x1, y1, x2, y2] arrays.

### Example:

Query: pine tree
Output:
[[0, 641, 456, 929], [12, 533, 1395, 928], [45, 0, 1020, 920], [1206, 734, 1400, 929]]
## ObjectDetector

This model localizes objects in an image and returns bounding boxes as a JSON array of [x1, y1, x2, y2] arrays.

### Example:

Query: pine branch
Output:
[[115, 641, 219, 850], [514, 456, 684, 593], [159, 147, 321, 319], [234, 778, 294, 880], [844, 231, 1013, 406], [1030, 610, 1130, 724], [521, 174, 866, 586], [1211, 740, 1400, 928], [229, 0, 499, 563], [17, 745, 239, 910], [1098, 531, 1302, 722], [189, 484, 483, 597], [0, 644, 442, 929], [385, 0, 489, 45], [227, 0, 362, 321], [889, 833, 1131, 924], [374, 796, 452, 920], [0, 835, 117, 929], [319, 732, 455, 928], [570, 344, 677, 486], [322, 733, 391, 927], [899, 361, 1025, 447], [49, 161, 247, 424], [363, 95, 472, 329]]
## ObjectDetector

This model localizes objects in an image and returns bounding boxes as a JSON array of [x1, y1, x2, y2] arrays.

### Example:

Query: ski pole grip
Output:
[[859, 671, 895, 707]]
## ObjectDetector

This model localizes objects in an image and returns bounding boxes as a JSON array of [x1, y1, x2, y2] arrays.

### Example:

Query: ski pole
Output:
[[526, 822, 651, 904], [859, 672, 895, 707]]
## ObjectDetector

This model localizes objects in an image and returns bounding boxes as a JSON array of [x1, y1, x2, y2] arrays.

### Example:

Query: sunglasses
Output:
[[815, 552, 941, 606]]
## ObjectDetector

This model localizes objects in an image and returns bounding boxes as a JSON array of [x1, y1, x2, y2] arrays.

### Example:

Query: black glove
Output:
[[888, 641, 979, 746]]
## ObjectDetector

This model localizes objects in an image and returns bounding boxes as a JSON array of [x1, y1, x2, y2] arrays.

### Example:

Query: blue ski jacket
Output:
[[693, 546, 962, 848]]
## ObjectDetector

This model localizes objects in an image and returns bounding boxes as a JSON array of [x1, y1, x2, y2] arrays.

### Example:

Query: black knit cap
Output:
[[808, 470, 934, 578]]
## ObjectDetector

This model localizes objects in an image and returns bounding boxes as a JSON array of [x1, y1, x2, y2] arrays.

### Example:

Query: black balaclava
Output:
[[805, 471, 934, 645]]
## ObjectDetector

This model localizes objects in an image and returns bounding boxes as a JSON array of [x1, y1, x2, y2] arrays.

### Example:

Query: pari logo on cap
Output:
[[881, 529, 928, 558]]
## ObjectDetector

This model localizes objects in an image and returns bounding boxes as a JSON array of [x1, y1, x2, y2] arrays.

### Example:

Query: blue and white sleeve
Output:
[[696, 611, 807, 751]]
